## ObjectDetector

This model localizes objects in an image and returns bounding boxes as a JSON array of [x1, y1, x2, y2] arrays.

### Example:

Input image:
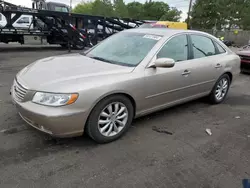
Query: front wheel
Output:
[[209, 74, 230, 104], [73, 42, 85, 50], [73, 38, 85, 50], [86, 95, 134, 143]]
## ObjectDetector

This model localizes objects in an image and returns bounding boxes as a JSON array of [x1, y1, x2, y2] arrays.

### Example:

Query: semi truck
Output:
[[0, 0, 143, 50]]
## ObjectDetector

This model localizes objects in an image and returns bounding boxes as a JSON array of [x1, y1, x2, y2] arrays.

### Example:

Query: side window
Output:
[[17, 17, 30, 24], [214, 42, 226, 54], [157, 35, 188, 62], [191, 35, 216, 59]]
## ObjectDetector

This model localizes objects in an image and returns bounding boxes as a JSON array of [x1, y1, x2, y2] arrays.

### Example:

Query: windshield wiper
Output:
[[89, 56, 136, 67], [90, 56, 113, 63], [193, 44, 207, 56]]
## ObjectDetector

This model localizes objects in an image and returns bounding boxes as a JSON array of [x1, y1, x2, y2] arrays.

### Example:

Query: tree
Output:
[[92, 0, 114, 17], [73, 0, 114, 17], [73, 2, 93, 15], [142, 2, 170, 20], [190, 0, 250, 30], [160, 7, 182, 21], [240, 0, 250, 29], [224, 0, 250, 30], [73, 0, 182, 21], [127, 2, 143, 20], [113, 0, 128, 18], [190, 0, 220, 29]]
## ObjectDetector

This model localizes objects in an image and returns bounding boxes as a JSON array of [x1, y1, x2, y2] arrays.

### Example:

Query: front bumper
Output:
[[11, 92, 88, 138], [241, 61, 250, 73]]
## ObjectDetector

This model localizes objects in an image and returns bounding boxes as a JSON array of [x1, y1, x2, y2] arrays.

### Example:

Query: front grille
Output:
[[13, 79, 28, 101]]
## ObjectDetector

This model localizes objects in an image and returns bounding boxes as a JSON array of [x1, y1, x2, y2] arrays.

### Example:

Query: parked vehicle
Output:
[[0, 1, 69, 29], [0, 14, 34, 29], [11, 29, 240, 143], [139, 23, 168, 28], [237, 50, 250, 73], [0, 13, 4, 26], [0, 0, 142, 49], [139, 21, 188, 30]]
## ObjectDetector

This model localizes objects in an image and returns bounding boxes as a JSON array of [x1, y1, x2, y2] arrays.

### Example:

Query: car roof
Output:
[[124, 28, 209, 37]]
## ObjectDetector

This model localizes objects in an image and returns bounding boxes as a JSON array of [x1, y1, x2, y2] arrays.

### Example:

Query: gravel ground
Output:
[[0, 45, 250, 188]]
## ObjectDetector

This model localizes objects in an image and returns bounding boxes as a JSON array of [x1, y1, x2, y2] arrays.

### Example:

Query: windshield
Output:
[[55, 6, 69, 12], [85, 32, 161, 67]]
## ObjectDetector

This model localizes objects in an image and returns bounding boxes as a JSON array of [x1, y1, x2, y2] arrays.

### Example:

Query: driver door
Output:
[[143, 34, 193, 111]]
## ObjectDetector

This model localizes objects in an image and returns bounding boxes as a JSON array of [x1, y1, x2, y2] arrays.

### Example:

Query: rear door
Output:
[[185, 34, 226, 96]]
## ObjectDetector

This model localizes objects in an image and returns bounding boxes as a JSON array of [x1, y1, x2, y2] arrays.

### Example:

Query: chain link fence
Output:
[[193, 29, 250, 47]]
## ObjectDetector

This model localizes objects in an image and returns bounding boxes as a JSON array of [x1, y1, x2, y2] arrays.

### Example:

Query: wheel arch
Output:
[[84, 91, 136, 131], [224, 71, 233, 83]]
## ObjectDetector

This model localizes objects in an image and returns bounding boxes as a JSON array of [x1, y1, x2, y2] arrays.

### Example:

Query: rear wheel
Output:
[[209, 74, 230, 104], [86, 95, 134, 143]]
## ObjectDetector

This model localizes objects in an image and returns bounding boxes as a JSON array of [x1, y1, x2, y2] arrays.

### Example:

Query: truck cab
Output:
[[46, 2, 70, 12], [32, 1, 70, 12]]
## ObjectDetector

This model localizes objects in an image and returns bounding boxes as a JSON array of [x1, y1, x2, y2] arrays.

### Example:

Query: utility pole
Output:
[[187, 0, 193, 29], [70, 0, 72, 12]]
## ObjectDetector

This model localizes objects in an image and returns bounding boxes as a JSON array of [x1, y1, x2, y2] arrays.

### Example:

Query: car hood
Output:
[[237, 50, 250, 56], [17, 53, 135, 91]]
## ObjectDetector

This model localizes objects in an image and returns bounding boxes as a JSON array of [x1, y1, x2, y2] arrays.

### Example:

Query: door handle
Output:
[[215, 63, 222, 68], [182, 70, 191, 76]]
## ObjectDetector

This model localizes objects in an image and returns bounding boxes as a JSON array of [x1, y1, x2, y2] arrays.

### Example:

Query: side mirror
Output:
[[151, 58, 175, 68]]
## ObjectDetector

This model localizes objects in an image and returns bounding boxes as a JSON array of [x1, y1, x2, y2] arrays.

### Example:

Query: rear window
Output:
[[55, 6, 69, 12], [214, 42, 226, 54]]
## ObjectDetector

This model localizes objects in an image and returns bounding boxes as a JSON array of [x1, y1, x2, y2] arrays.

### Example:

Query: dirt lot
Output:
[[0, 45, 250, 188]]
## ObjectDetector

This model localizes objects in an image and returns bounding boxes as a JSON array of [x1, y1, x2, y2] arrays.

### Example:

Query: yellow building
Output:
[[156, 21, 188, 30]]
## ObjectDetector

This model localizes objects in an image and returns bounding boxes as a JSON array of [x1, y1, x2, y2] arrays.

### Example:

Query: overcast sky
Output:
[[5, 0, 190, 21]]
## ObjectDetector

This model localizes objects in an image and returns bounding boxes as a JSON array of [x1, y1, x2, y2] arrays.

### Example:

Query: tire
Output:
[[60, 44, 68, 48], [86, 95, 134, 144], [73, 44, 85, 50], [73, 40, 85, 50], [209, 74, 231, 104]]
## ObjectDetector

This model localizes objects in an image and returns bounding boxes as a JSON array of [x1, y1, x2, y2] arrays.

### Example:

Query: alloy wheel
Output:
[[215, 78, 229, 101], [98, 102, 128, 137]]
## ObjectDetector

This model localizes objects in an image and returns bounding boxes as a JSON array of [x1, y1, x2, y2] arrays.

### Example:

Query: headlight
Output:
[[32, 92, 78, 107]]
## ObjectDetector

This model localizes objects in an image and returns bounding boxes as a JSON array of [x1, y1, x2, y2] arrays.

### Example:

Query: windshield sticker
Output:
[[143, 35, 162, 40]]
